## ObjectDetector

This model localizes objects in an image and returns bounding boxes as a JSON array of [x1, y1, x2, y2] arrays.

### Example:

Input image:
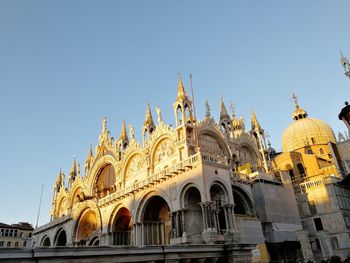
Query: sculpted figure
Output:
[[156, 106, 163, 123], [128, 124, 135, 140]]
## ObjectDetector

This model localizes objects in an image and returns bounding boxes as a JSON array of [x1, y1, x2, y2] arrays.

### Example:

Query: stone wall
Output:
[[0, 244, 254, 263]]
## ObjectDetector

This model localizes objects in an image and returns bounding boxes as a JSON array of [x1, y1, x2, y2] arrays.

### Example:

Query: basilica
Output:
[[31, 78, 350, 262]]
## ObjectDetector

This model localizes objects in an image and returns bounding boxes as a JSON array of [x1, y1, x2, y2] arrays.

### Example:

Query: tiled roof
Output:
[[0, 222, 33, 231], [12, 222, 34, 231]]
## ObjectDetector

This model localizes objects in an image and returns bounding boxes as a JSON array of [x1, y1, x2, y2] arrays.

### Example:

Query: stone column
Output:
[[171, 212, 176, 238], [181, 209, 187, 237], [296, 230, 314, 262], [200, 203, 207, 230], [176, 211, 180, 238]]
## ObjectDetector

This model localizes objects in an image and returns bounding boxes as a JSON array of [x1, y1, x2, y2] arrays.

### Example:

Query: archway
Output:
[[76, 209, 99, 246], [112, 207, 132, 245], [183, 187, 203, 242], [93, 163, 116, 199], [232, 186, 254, 216], [54, 228, 67, 247], [41, 236, 51, 247], [210, 184, 228, 234], [142, 196, 171, 245]]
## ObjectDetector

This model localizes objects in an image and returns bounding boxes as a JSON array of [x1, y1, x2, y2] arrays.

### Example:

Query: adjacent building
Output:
[[273, 96, 350, 261], [0, 222, 33, 248]]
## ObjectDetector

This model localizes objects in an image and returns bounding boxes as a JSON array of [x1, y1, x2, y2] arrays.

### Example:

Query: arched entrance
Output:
[[54, 228, 67, 246], [142, 196, 171, 245], [232, 186, 254, 216], [41, 236, 51, 247], [112, 207, 132, 245], [183, 187, 203, 242], [76, 209, 99, 246], [210, 184, 228, 234]]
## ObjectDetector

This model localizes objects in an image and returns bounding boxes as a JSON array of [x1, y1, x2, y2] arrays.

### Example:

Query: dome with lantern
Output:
[[281, 96, 336, 153]]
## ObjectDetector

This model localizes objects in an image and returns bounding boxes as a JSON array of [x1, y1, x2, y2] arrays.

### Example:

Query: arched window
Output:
[[319, 148, 325, 154], [307, 149, 313, 154], [297, 163, 306, 177]]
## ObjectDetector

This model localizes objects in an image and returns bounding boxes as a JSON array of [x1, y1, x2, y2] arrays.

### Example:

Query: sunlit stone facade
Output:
[[273, 96, 350, 261], [33, 79, 304, 262]]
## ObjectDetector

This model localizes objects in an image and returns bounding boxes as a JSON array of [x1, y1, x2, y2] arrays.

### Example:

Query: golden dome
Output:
[[282, 106, 336, 152]]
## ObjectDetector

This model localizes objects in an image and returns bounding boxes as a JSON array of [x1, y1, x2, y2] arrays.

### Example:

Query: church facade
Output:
[[32, 79, 317, 262]]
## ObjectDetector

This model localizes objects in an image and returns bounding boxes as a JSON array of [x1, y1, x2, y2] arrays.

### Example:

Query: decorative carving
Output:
[[125, 154, 145, 179], [156, 106, 163, 123], [153, 139, 176, 164], [128, 125, 135, 140]]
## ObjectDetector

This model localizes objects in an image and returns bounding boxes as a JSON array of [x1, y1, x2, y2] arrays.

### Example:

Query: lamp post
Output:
[[341, 52, 350, 79], [339, 53, 350, 131], [339, 102, 350, 131]]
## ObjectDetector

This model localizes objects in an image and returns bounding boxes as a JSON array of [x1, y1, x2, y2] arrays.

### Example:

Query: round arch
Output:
[[198, 129, 232, 160], [40, 235, 51, 247], [110, 206, 133, 245], [74, 206, 102, 246], [86, 154, 118, 196], [141, 195, 171, 245], [135, 189, 172, 223], [54, 228, 67, 247], [71, 186, 86, 207], [55, 195, 70, 218], [210, 182, 230, 234], [232, 185, 254, 216], [121, 151, 146, 182], [181, 184, 203, 242], [150, 135, 176, 166]]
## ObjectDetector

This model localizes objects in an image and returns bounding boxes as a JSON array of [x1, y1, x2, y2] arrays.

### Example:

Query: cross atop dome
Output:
[[292, 93, 299, 109]]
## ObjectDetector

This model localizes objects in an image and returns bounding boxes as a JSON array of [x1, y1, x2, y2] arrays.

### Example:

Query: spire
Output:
[[220, 97, 230, 121], [98, 115, 110, 145], [205, 100, 211, 119], [144, 103, 155, 128], [251, 111, 262, 132], [68, 157, 77, 184], [177, 77, 187, 102], [84, 144, 94, 176], [70, 157, 77, 175], [87, 144, 93, 162], [119, 120, 128, 142], [142, 103, 156, 140], [102, 115, 107, 133]]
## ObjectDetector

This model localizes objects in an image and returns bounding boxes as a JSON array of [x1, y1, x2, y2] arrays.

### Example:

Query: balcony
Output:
[[98, 153, 200, 206]]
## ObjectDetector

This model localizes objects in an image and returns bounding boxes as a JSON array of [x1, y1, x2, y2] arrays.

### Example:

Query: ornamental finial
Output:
[[292, 93, 299, 109]]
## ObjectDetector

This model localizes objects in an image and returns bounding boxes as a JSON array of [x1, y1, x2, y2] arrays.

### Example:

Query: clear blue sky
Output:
[[0, 0, 349, 226]]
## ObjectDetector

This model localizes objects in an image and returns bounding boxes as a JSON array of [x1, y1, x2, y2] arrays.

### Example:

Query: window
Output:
[[0, 241, 4, 247], [314, 217, 324, 231], [15, 242, 19, 248], [14, 230, 18, 237], [7, 241, 11, 247], [307, 149, 313, 154], [331, 237, 339, 249], [319, 148, 325, 154], [23, 241, 26, 247], [297, 163, 306, 177], [29, 232, 32, 238]]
